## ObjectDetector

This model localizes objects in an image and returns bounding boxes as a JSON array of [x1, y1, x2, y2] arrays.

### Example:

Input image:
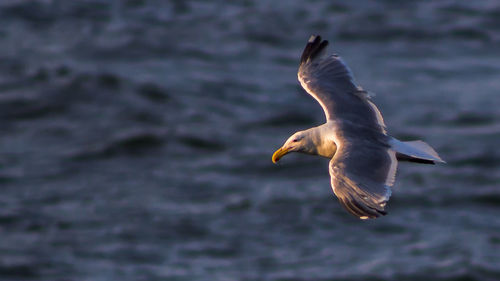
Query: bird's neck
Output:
[[304, 123, 337, 159]]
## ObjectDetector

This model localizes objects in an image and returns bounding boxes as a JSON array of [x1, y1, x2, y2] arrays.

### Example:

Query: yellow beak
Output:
[[272, 147, 289, 164]]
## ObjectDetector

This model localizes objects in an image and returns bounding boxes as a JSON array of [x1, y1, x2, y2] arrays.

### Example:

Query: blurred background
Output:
[[0, 0, 499, 280]]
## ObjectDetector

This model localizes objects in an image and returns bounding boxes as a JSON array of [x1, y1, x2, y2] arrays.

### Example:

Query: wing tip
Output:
[[300, 35, 329, 65], [308, 35, 317, 43], [339, 197, 387, 220], [358, 209, 387, 220]]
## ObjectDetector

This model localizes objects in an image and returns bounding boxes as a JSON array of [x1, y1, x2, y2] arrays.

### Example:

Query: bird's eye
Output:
[[292, 139, 299, 142]]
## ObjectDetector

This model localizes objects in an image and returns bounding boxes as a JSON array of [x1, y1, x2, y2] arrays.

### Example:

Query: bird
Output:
[[271, 35, 445, 219]]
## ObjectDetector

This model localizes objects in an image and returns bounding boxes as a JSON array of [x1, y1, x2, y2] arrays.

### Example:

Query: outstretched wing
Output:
[[329, 131, 397, 219], [298, 35, 386, 134], [298, 35, 398, 219]]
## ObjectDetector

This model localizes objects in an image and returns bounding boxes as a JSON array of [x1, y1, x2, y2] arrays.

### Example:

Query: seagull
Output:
[[272, 35, 445, 219]]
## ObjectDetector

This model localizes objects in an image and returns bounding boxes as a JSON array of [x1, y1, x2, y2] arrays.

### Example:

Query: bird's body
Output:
[[272, 35, 444, 219]]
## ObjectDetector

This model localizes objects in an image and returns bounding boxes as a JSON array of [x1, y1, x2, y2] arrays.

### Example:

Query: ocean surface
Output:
[[0, 1, 499, 280]]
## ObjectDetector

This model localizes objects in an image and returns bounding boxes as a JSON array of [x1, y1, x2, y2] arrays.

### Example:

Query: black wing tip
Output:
[[308, 34, 319, 43], [358, 209, 387, 220], [339, 197, 387, 220], [300, 34, 329, 65]]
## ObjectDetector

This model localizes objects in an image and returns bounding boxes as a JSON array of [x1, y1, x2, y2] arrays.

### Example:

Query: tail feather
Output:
[[390, 138, 445, 164], [396, 153, 435, 164]]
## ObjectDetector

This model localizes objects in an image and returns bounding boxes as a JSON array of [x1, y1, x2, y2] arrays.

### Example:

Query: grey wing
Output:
[[299, 36, 396, 219], [329, 138, 397, 219], [298, 35, 386, 133]]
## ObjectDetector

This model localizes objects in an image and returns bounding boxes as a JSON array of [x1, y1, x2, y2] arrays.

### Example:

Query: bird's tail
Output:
[[390, 138, 445, 165]]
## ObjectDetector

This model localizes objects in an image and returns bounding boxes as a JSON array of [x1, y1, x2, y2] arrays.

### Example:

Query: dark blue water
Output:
[[1, 1, 499, 280]]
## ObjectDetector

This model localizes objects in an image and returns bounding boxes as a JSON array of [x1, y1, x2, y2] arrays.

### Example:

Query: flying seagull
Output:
[[272, 35, 445, 219]]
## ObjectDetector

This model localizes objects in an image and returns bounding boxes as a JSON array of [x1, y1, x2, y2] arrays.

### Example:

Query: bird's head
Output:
[[272, 131, 312, 163]]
